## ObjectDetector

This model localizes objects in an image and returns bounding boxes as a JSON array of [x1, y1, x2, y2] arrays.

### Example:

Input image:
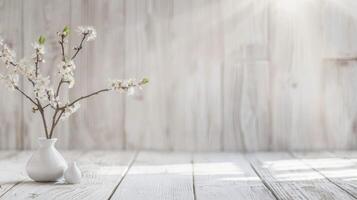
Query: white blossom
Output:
[[126, 79, 135, 93], [57, 31, 64, 37], [33, 75, 51, 102], [32, 43, 45, 55], [110, 79, 123, 91], [0, 73, 19, 91], [110, 78, 147, 95], [47, 88, 55, 105], [0, 44, 16, 66], [32, 43, 45, 63], [57, 60, 76, 88], [61, 103, 80, 120], [17, 58, 36, 80], [0, 26, 149, 144], [77, 26, 97, 41], [46, 88, 62, 107], [57, 32, 69, 44], [127, 87, 135, 96]]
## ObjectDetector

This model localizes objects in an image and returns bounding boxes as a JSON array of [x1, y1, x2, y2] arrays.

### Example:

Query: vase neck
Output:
[[38, 137, 57, 148]]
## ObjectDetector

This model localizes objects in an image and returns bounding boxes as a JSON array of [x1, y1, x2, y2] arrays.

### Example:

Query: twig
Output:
[[48, 33, 88, 138], [59, 34, 65, 61], [27, 78, 35, 87], [49, 109, 59, 139], [36, 103, 53, 110], [71, 33, 87, 60], [9, 61, 16, 67], [32, 48, 49, 138], [63, 81, 147, 109], [55, 80, 64, 97], [55, 34, 67, 97], [55, 33, 86, 98], [8, 61, 35, 86], [36, 99, 49, 138], [67, 88, 110, 108], [49, 109, 64, 138], [14, 86, 37, 105], [51, 88, 111, 137], [35, 52, 39, 78]]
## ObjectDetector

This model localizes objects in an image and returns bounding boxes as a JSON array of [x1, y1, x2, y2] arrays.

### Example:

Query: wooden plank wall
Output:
[[0, 0, 356, 151]]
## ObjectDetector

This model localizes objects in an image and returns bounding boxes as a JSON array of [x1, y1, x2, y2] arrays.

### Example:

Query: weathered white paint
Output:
[[194, 153, 275, 200], [1, 151, 135, 200], [0, 0, 356, 151], [0, 0, 23, 150], [2, 151, 357, 199], [293, 151, 357, 199], [111, 152, 194, 200], [247, 152, 356, 199], [0, 152, 30, 197]]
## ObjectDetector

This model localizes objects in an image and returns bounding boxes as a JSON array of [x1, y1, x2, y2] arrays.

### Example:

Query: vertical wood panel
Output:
[[124, 0, 173, 150], [166, 0, 193, 151], [321, 0, 357, 150], [269, 0, 325, 150], [124, 0, 224, 151], [0, 0, 23, 149], [322, 61, 357, 149], [189, 0, 223, 151], [1, 0, 357, 151], [69, 0, 126, 149], [221, 0, 270, 151]]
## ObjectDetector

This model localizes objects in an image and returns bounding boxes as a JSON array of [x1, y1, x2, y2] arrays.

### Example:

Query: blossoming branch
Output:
[[0, 26, 148, 139]]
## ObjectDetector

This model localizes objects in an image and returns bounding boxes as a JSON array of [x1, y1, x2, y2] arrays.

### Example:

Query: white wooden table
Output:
[[0, 151, 357, 199]]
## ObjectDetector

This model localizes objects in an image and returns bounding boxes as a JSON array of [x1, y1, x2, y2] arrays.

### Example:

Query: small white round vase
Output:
[[64, 161, 82, 184], [26, 137, 67, 182]]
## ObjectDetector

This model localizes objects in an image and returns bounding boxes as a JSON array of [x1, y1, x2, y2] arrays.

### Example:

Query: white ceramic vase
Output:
[[64, 161, 82, 184], [26, 137, 67, 182]]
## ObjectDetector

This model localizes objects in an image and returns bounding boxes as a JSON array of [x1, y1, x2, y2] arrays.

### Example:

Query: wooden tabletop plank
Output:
[[0, 152, 31, 198], [2, 151, 357, 200], [0, 151, 19, 161], [333, 151, 357, 159], [293, 151, 357, 199], [247, 152, 356, 200], [110, 151, 194, 200], [193, 153, 276, 200], [1, 151, 135, 200]]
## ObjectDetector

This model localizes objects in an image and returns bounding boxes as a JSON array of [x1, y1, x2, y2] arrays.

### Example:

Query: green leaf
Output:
[[141, 78, 149, 84], [38, 35, 46, 45], [63, 25, 70, 36]]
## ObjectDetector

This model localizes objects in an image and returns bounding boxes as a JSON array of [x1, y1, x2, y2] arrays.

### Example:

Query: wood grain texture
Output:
[[0, 0, 23, 150], [1, 151, 135, 200], [69, 0, 127, 150], [0, 152, 30, 198], [1, 0, 357, 151], [193, 153, 275, 200], [221, 0, 270, 151], [293, 151, 357, 199], [247, 152, 356, 200], [269, 0, 327, 151], [5, 151, 357, 199], [124, 0, 174, 150], [320, 0, 357, 150], [110, 151, 194, 200]]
